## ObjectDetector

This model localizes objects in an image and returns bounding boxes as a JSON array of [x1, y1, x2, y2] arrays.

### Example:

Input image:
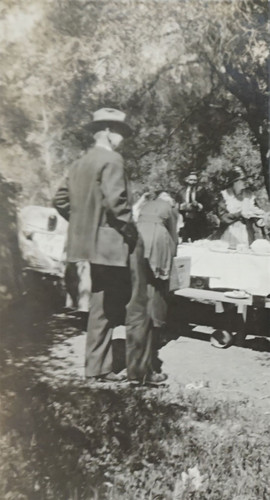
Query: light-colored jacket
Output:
[[137, 198, 178, 279]]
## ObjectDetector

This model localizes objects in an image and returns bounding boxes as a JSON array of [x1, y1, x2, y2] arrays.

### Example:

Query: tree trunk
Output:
[[0, 175, 23, 311]]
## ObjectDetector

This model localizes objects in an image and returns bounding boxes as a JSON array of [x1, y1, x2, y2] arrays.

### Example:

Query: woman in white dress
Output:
[[211, 167, 266, 247]]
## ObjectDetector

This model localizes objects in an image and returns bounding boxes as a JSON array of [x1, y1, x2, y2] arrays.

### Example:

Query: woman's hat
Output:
[[88, 108, 132, 137], [225, 167, 245, 188]]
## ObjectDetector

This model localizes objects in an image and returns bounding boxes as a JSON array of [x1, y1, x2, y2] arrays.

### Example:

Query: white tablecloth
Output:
[[177, 244, 270, 296]]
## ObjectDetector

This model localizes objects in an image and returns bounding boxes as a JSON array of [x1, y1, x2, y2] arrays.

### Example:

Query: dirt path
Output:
[[161, 334, 270, 411], [40, 318, 270, 413]]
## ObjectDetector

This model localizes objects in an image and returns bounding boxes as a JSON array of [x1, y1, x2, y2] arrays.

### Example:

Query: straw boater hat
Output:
[[88, 108, 132, 138]]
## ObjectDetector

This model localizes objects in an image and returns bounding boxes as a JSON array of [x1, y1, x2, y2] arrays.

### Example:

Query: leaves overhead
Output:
[[0, 0, 268, 204]]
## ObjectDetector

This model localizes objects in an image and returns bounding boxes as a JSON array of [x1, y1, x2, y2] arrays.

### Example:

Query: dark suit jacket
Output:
[[53, 146, 137, 267], [178, 186, 205, 221]]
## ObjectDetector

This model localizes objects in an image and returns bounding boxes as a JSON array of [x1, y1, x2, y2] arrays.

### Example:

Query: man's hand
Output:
[[53, 178, 70, 221], [123, 222, 138, 254], [192, 201, 203, 211], [180, 202, 193, 211]]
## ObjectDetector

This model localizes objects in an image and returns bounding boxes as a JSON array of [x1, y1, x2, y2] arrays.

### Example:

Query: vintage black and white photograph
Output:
[[0, 0, 269, 498]]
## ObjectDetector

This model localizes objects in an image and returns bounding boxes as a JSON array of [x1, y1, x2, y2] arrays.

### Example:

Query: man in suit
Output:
[[179, 172, 205, 242], [54, 108, 166, 385]]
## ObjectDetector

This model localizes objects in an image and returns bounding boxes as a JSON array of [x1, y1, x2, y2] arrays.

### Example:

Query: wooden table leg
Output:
[[234, 304, 248, 347]]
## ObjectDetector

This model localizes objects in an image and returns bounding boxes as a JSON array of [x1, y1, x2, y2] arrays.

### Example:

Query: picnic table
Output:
[[174, 243, 270, 344], [177, 242, 270, 296], [175, 287, 270, 309]]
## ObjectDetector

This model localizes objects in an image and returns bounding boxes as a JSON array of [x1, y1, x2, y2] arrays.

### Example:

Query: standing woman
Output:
[[137, 191, 179, 354]]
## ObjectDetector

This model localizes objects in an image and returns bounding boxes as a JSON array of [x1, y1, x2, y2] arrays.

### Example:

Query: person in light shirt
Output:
[[211, 167, 266, 247]]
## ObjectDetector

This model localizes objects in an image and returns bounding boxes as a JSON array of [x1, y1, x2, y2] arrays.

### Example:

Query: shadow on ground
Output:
[[167, 295, 270, 352]]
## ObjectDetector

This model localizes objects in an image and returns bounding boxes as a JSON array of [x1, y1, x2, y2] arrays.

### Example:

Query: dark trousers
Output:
[[85, 237, 153, 379], [146, 263, 168, 328], [181, 218, 203, 242], [125, 239, 153, 381], [145, 263, 169, 373]]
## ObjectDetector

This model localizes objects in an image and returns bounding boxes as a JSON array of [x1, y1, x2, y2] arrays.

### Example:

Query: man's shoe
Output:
[[85, 371, 127, 386], [129, 372, 168, 388], [116, 368, 128, 380], [144, 372, 168, 387], [98, 372, 127, 382], [129, 379, 142, 387]]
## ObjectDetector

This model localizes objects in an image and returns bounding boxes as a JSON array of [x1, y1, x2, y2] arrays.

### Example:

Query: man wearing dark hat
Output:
[[211, 166, 266, 246], [54, 108, 166, 385], [178, 172, 206, 242]]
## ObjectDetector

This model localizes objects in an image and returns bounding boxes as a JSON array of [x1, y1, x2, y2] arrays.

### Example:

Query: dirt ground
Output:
[[1, 304, 270, 500], [40, 318, 270, 414]]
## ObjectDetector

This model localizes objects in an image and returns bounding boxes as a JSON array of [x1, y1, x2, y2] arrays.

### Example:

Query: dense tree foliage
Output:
[[0, 0, 268, 206]]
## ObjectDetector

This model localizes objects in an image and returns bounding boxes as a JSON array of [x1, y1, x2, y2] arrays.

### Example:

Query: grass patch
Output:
[[1, 375, 270, 500]]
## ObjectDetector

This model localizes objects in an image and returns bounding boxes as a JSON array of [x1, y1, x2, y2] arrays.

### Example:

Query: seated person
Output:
[[210, 167, 266, 247]]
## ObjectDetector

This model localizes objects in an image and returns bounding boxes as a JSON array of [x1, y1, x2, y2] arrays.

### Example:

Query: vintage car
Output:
[[17, 205, 91, 312]]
